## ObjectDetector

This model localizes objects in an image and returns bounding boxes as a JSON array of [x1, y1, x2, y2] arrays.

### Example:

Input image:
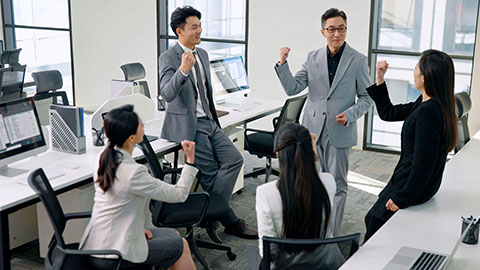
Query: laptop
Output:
[[100, 112, 158, 142], [383, 220, 474, 270]]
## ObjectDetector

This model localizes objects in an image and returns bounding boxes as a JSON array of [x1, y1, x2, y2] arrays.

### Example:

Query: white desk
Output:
[[0, 96, 283, 270], [340, 131, 480, 270]]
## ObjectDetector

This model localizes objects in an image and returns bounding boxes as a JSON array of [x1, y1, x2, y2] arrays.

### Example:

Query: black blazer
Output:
[[367, 83, 447, 221]]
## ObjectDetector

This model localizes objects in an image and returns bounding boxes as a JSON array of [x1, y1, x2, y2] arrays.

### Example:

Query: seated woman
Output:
[[79, 104, 198, 270], [255, 123, 343, 269], [364, 49, 458, 242]]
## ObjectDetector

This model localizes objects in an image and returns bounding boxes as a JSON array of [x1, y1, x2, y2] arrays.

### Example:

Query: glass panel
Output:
[[167, 0, 246, 40], [377, 0, 422, 52], [12, 0, 69, 28], [14, 28, 72, 103], [168, 39, 245, 60], [370, 53, 472, 148]]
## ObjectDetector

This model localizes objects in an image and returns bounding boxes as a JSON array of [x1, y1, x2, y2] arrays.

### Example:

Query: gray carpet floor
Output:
[[10, 149, 399, 270]]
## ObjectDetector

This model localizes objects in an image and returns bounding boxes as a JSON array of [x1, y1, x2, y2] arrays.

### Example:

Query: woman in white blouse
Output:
[[255, 123, 344, 269], [80, 105, 197, 270]]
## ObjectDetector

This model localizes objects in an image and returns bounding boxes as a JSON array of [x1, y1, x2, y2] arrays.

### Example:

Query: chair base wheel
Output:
[[227, 250, 237, 260]]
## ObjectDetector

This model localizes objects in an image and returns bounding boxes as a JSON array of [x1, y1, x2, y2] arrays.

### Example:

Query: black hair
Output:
[[418, 49, 458, 152], [170, 5, 202, 37], [321, 8, 347, 27], [274, 123, 331, 251], [96, 104, 139, 192]]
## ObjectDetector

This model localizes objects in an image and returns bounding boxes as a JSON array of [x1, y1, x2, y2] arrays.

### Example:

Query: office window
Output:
[[365, 0, 479, 151], [158, 0, 248, 62], [1, 0, 74, 104]]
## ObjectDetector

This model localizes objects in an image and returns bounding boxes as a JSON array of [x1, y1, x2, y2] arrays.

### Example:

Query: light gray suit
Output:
[[159, 43, 243, 225], [275, 43, 373, 236]]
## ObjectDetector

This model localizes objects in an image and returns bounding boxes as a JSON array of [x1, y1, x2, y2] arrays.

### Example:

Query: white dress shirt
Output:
[[177, 41, 209, 118]]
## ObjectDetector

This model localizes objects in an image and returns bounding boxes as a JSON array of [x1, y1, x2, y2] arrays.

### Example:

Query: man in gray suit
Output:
[[159, 6, 257, 241], [274, 8, 373, 236]]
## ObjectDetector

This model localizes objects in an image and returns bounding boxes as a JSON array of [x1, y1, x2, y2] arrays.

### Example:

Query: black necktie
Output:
[[192, 51, 213, 120]]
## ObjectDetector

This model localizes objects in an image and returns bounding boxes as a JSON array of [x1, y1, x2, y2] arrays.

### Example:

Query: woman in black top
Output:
[[364, 50, 458, 242]]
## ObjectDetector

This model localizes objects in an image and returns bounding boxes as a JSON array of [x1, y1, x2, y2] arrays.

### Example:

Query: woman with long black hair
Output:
[[364, 49, 458, 242], [256, 123, 343, 269], [79, 104, 198, 269]]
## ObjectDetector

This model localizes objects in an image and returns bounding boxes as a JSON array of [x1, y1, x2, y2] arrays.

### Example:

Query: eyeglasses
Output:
[[324, 26, 347, 33]]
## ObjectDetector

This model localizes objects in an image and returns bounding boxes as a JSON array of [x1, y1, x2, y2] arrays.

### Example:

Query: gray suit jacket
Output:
[[274, 43, 373, 148], [159, 43, 220, 143]]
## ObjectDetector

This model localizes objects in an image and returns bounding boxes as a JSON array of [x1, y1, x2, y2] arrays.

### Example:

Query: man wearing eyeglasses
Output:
[[274, 8, 373, 236]]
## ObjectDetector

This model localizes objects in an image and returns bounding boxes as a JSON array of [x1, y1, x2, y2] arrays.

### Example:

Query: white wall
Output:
[[247, 0, 370, 148], [467, 17, 480, 136], [70, 0, 157, 112]]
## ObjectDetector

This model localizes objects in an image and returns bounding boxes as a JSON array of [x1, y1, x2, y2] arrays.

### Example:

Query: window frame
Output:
[[363, 0, 480, 154], [1, 0, 76, 105]]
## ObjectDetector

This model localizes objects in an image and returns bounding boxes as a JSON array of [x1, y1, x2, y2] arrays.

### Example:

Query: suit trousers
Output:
[[194, 118, 243, 224], [317, 123, 351, 237]]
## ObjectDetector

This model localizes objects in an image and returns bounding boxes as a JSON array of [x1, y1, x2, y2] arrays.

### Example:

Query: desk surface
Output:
[[340, 132, 480, 270]]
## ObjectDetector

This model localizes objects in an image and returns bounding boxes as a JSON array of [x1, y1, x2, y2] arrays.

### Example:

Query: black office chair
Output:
[[137, 136, 237, 270], [454, 92, 472, 153], [0, 48, 27, 102], [120, 62, 151, 98], [32, 70, 69, 125], [244, 94, 307, 182], [246, 233, 361, 270], [28, 168, 122, 270]]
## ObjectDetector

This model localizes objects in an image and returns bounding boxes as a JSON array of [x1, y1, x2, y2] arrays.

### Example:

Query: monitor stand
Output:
[[0, 165, 28, 177]]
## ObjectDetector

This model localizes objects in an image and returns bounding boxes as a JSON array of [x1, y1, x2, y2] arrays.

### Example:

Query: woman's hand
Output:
[[376, 61, 389, 86], [181, 140, 196, 164], [385, 199, 399, 212], [144, 229, 153, 240]]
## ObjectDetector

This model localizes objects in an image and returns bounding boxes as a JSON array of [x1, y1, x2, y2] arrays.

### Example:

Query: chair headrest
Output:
[[32, 70, 63, 94], [120, 63, 146, 81], [455, 92, 471, 118], [0, 48, 22, 65]]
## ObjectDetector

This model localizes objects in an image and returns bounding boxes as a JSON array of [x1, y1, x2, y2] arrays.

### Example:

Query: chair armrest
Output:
[[245, 244, 259, 270], [59, 246, 122, 270], [64, 211, 91, 221]]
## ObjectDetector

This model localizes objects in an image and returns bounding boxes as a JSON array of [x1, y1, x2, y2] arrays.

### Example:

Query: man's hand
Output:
[[336, 112, 347, 126], [181, 140, 196, 164], [180, 51, 196, 74], [385, 199, 399, 212], [279, 47, 291, 65], [376, 60, 389, 86], [144, 229, 153, 240]]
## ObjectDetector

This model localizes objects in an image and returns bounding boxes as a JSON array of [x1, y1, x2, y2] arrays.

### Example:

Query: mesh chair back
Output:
[[28, 168, 67, 248], [120, 63, 146, 81], [0, 48, 21, 66], [32, 70, 63, 94], [0, 65, 26, 102], [137, 135, 165, 179], [274, 94, 308, 132], [261, 233, 360, 270]]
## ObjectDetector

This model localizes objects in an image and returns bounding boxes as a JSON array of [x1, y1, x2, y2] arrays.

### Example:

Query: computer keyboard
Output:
[[233, 102, 259, 112], [15, 167, 65, 186], [410, 252, 446, 270]]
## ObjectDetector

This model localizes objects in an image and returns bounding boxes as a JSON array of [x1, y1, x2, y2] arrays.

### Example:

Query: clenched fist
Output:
[[279, 47, 291, 65], [376, 60, 389, 86], [180, 51, 196, 74], [181, 140, 196, 164]]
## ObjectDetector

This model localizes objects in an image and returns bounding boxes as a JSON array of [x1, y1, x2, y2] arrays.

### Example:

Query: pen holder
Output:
[[461, 219, 479, 245], [92, 128, 105, 147]]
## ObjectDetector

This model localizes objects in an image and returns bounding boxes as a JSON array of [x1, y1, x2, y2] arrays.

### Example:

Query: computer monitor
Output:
[[0, 97, 47, 177], [210, 56, 250, 103]]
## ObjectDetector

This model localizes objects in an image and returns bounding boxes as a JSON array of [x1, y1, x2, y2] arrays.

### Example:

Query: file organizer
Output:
[[49, 104, 86, 154]]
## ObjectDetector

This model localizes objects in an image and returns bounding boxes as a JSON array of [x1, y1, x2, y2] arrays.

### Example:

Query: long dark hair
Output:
[[274, 123, 331, 240], [96, 105, 139, 192], [418, 49, 458, 152]]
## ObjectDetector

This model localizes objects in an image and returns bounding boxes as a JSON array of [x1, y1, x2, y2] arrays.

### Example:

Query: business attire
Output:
[[255, 174, 344, 268], [275, 42, 373, 236], [79, 148, 198, 269], [364, 82, 447, 241]]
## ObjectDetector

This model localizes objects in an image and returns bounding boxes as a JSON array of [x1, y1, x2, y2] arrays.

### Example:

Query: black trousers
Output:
[[364, 208, 390, 243]]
